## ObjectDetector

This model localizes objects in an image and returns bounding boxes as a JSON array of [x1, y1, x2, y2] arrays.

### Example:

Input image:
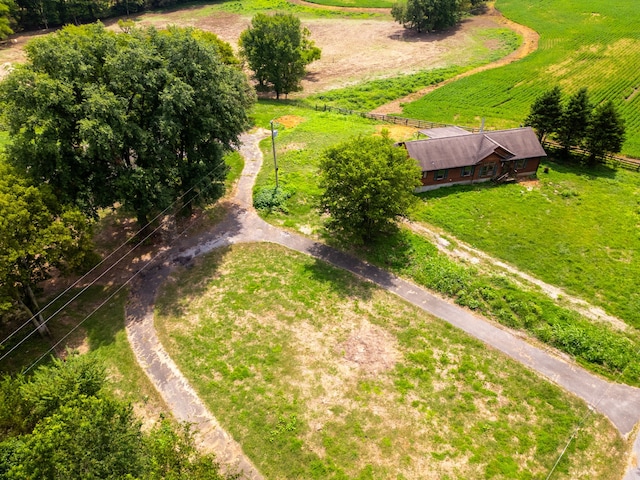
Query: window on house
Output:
[[434, 169, 448, 180], [460, 165, 474, 177], [479, 163, 496, 177], [515, 159, 527, 169], [421, 171, 429, 179]]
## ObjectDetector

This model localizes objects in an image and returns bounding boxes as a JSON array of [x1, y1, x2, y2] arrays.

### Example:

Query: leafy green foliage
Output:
[[0, 23, 254, 226], [392, 0, 482, 33], [253, 186, 293, 213], [0, 0, 14, 40], [319, 135, 421, 243], [240, 13, 321, 99], [0, 354, 234, 480], [0, 162, 96, 324], [524, 86, 563, 141]]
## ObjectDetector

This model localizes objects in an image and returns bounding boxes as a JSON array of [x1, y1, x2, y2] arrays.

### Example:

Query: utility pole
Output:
[[270, 120, 279, 189]]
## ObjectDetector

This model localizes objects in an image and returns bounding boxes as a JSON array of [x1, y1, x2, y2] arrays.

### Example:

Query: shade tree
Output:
[[0, 23, 255, 227], [239, 13, 321, 99], [319, 134, 421, 244]]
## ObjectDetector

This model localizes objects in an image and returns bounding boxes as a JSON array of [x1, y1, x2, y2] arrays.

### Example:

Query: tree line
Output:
[[0, 354, 236, 479], [0, 0, 198, 39], [525, 86, 626, 164]]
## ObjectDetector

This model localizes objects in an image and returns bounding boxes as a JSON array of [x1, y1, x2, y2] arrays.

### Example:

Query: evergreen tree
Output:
[[585, 100, 626, 163], [525, 86, 563, 142], [557, 87, 592, 152]]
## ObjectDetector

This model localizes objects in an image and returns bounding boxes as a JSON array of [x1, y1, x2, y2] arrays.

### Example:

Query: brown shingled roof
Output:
[[405, 127, 546, 171]]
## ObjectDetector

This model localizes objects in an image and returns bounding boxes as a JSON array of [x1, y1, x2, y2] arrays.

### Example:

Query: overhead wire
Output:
[[1, 158, 230, 365], [21, 165, 228, 374]]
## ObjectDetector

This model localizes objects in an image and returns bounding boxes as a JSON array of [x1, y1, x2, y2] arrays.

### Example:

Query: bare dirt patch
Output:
[[0, 3, 534, 95], [275, 115, 306, 128], [374, 124, 419, 141], [339, 322, 399, 374]]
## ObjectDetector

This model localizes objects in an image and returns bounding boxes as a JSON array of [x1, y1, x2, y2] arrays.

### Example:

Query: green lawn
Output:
[[302, 0, 394, 7], [0, 286, 167, 418], [412, 159, 640, 328], [401, 0, 640, 157], [249, 102, 640, 386], [155, 243, 625, 480]]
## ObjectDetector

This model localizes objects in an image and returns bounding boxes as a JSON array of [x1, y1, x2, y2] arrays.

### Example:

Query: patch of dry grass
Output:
[[155, 243, 626, 479]]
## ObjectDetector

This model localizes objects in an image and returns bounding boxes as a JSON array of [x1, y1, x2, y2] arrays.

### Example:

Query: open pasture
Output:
[[401, 0, 640, 157], [155, 243, 625, 480], [413, 160, 640, 329]]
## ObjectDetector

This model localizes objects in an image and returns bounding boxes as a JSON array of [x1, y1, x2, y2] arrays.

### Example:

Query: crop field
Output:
[[155, 243, 625, 480], [401, 0, 640, 157]]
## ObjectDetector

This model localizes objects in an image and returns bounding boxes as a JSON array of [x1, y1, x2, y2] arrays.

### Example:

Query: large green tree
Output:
[[319, 135, 421, 244], [0, 354, 234, 479], [239, 13, 321, 100], [392, 0, 476, 33], [0, 23, 255, 227], [525, 86, 563, 142], [0, 163, 95, 334], [585, 100, 626, 163], [557, 87, 592, 152]]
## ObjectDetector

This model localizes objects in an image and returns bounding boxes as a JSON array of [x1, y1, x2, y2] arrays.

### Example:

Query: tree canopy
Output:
[[0, 354, 235, 479], [239, 13, 321, 100], [319, 134, 421, 244], [391, 0, 483, 33], [524, 86, 563, 142], [0, 162, 95, 333], [524, 86, 626, 162], [0, 23, 255, 226]]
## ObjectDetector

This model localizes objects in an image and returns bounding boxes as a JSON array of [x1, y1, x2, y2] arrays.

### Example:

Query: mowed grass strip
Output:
[[412, 160, 640, 329], [401, 0, 640, 157], [155, 243, 625, 480]]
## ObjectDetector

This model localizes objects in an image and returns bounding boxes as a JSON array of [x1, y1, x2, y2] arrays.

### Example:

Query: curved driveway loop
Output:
[[127, 129, 640, 479]]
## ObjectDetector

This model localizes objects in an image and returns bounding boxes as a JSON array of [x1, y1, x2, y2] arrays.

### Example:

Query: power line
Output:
[[1, 159, 229, 364], [22, 171, 226, 374]]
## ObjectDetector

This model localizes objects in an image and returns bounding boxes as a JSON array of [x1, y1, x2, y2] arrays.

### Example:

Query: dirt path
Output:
[[406, 221, 631, 332], [370, 2, 539, 115]]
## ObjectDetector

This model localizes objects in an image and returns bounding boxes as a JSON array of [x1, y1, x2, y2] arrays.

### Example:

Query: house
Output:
[[399, 126, 547, 192]]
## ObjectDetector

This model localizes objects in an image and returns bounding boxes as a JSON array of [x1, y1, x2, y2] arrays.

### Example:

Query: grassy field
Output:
[[159, 0, 385, 19], [249, 101, 640, 386], [307, 28, 521, 111], [302, 0, 394, 7], [413, 160, 640, 329], [155, 243, 625, 480], [400, 0, 640, 157]]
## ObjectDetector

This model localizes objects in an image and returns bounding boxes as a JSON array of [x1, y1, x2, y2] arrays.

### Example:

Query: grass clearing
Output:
[[249, 103, 640, 386], [412, 159, 640, 329], [400, 0, 640, 156], [155, 243, 625, 479], [302, 0, 394, 7]]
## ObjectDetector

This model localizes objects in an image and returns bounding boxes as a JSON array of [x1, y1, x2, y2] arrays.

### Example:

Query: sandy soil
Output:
[[0, 3, 528, 96]]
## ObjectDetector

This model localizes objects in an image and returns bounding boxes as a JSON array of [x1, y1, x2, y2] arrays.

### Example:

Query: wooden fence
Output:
[[314, 104, 485, 133], [314, 104, 640, 172]]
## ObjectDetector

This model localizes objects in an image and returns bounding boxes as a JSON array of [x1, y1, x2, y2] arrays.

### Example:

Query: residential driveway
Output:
[[126, 129, 640, 479]]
